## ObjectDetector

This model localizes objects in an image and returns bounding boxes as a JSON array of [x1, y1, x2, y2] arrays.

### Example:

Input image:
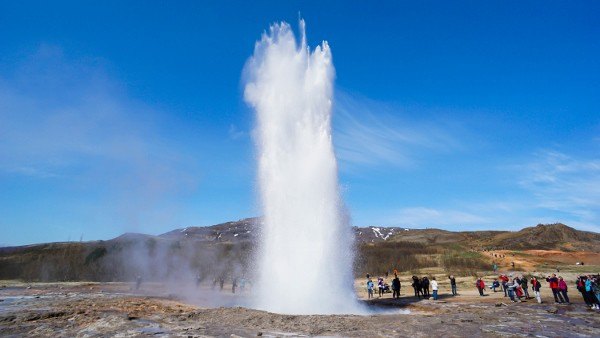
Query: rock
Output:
[[0, 315, 16, 322], [257, 333, 263, 336], [126, 314, 139, 320]]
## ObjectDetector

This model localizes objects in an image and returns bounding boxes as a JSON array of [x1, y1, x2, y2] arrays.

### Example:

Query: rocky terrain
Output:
[[1, 278, 599, 337]]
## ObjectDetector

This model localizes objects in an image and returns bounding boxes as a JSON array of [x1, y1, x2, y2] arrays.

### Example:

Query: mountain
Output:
[[474, 223, 600, 251], [0, 219, 598, 282], [157, 219, 600, 251]]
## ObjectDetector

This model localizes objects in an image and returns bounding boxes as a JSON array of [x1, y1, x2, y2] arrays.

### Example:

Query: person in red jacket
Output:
[[558, 276, 570, 304], [475, 278, 485, 296], [499, 274, 509, 297], [546, 274, 565, 303]]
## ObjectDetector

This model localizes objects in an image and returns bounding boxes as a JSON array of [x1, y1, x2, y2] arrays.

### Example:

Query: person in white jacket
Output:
[[507, 279, 521, 303], [431, 277, 439, 300]]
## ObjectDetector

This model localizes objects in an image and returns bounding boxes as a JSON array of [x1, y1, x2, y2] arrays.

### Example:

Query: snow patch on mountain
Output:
[[371, 227, 394, 240]]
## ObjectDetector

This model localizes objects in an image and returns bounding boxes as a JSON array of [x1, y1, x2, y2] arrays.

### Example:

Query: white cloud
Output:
[[333, 91, 463, 171], [517, 149, 600, 232]]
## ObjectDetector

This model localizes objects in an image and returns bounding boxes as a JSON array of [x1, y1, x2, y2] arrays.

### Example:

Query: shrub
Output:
[[84, 247, 107, 265], [441, 251, 489, 274], [355, 241, 439, 276]]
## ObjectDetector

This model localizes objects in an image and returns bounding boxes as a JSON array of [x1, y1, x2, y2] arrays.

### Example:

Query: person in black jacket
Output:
[[422, 277, 430, 297], [520, 277, 530, 299], [392, 274, 401, 299], [411, 276, 422, 298], [448, 275, 457, 296]]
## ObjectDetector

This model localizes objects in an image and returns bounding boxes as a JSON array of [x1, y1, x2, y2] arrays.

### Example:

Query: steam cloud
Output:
[[244, 21, 361, 314]]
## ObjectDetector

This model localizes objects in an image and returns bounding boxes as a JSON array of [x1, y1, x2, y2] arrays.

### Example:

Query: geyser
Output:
[[244, 21, 360, 314]]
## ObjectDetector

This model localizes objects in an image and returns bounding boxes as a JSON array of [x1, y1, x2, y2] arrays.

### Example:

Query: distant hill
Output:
[[0, 219, 598, 282], [158, 218, 600, 251], [472, 223, 600, 251]]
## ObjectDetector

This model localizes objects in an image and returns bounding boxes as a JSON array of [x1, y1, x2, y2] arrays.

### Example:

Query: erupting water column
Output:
[[244, 21, 360, 314]]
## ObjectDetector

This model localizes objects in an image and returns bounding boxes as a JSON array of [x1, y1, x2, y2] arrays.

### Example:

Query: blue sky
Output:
[[1, 1, 599, 245]]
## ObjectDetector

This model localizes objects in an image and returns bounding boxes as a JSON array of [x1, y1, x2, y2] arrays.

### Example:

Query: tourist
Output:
[[475, 278, 485, 296], [593, 275, 600, 306], [507, 280, 515, 301], [584, 275, 600, 309], [546, 274, 564, 303], [135, 275, 142, 290], [520, 276, 530, 299], [531, 277, 542, 304], [576, 275, 598, 308], [422, 277, 430, 298], [507, 278, 521, 302], [558, 276, 569, 304], [392, 274, 401, 299], [514, 278, 524, 300], [448, 275, 457, 296], [367, 278, 374, 299], [219, 277, 225, 291], [500, 274, 509, 297], [232, 278, 238, 294], [431, 277, 439, 300], [490, 279, 500, 292], [576, 276, 589, 306], [412, 276, 422, 299], [378, 277, 385, 297]]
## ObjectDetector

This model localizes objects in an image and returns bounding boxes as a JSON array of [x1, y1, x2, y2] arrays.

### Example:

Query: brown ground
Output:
[[1, 274, 599, 337], [479, 249, 600, 271]]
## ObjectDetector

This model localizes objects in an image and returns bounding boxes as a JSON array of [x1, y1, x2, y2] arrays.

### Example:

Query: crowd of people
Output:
[[577, 275, 600, 310], [365, 272, 600, 310], [365, 274, 450, 301]]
